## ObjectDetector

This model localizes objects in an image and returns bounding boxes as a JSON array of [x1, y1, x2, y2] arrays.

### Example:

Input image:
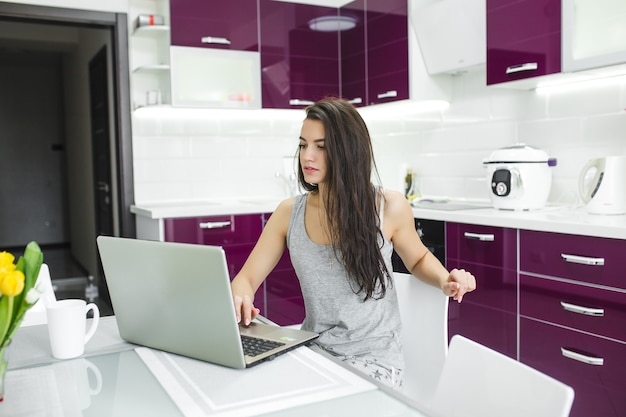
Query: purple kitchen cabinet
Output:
[[448, 300, 517, 360], [164, 214, 264, 247], [520, 230, 626, 290], [261, 213, 305, 326], [487, 0, 561, 85], [446, 222, 517, 270], [260, 0, 340, 109], [170, 0, 259, 51], [339, 0, 366, 106], [446, 222, 518, 359], [365, 0, 408, 105], [520, 229, 626, 417], [520, 274, 626, 343], [265, 265, 305, 326], [521, 317, 626, 417]]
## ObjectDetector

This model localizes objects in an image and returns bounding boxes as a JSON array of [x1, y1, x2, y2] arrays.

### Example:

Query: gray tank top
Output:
[[286, 191, 404, 371]]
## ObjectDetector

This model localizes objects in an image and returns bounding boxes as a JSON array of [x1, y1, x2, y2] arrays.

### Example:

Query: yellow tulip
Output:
[[0, 251, 15, 267], [0, 270, 25, 297]]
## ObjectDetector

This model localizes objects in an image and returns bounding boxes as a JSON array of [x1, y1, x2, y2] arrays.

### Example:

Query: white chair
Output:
[[428, 335, 575, 417], [20, 263, 57, 326], [394, 272, 449, 403]]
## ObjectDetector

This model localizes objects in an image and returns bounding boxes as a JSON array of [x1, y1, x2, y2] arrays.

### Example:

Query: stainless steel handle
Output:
[[377, 90, 398, 99], [198, 221, 231, 229], [560, 301, 604, 317], [289, 99, 315, 106], [561, 347, 604, 366], [505, 62, 538, 74], [348, 97, 363, 105], [97, 181, 110, 192], [463, 232, 495, 242], [560, 253, 604, 266], [201, 36, 231, 45]]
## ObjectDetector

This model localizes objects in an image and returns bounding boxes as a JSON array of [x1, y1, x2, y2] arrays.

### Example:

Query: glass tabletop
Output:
[[0, 349, 433, 417]]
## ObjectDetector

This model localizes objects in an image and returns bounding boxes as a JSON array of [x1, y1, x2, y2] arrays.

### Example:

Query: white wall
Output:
[[132, 69, 626, 207]]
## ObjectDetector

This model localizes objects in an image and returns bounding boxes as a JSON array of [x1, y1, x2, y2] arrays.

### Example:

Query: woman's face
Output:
[[299, 118, 327, 185]]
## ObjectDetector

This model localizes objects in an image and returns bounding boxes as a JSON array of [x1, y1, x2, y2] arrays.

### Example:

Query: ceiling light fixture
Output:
[[308, 15, 357, 32]]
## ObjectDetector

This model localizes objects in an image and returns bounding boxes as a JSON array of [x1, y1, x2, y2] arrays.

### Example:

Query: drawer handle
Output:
[[560, 301, 604, 317], [347, 97, 363, 105], [289, 99, 315, 106], [377, 90, 398, 99], [560, 253, 605, 266], [200, 36, 231, 45], [505, 62, 538, 74], [463, 232, 495, 242], [561, 347, 604, 366], [198, 221, 231, 230]]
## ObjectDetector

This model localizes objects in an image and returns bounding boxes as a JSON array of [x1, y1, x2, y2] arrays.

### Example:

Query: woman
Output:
[[231, 98, 476, 388]]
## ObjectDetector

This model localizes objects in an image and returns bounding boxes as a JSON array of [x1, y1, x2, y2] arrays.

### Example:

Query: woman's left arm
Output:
[[385, 191, 476, 302]]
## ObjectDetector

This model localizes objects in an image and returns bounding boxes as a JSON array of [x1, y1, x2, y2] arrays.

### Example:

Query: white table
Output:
[[1, 317, 436, 417]]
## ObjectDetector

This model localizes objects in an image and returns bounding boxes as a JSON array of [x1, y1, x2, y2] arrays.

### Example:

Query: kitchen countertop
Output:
[[131, 199, 626, 240]]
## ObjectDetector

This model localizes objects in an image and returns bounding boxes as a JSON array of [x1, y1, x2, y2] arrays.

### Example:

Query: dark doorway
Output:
[[0, 2, 134, 315]]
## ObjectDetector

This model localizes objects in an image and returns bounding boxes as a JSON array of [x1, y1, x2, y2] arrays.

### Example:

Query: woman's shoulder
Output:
[[381, 188, 413, 218]]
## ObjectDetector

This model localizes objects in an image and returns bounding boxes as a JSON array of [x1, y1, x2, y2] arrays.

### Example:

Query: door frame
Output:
[[0, 2, 135, 239]]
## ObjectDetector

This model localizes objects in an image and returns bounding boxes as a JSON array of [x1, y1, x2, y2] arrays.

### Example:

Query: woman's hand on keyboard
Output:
[[233, 294, 260, 326]]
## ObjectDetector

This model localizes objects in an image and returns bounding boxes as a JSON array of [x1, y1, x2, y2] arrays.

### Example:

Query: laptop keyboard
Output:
[[241, 335, 285, 357]]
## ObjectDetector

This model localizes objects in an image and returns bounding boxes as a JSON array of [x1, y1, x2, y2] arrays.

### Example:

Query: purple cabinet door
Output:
[[446, 222, 517, 269], [340, 0, 366, 106], [365, 0, 408, 105], [260, 0, 340, 109], [163, 214, 264, 277], [520, 230, 626, 290], [521, 318, 626, 417], [446, 222, 518, 359], [448, 300, 517, 359], [487, 0, 561, 85], [521, 274, 626, 343], [170, 0, 259, 51]]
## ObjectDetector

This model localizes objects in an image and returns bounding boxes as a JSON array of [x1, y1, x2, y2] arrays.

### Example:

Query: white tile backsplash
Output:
[[132, 68, 626, 206]]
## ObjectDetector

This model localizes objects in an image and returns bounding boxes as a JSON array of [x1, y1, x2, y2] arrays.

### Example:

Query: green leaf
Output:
[[0, 296, 14, 348], [12, 241, 43, 324]]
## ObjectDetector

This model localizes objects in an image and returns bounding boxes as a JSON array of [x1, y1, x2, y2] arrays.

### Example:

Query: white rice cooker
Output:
[[483, 144, 557, 210]]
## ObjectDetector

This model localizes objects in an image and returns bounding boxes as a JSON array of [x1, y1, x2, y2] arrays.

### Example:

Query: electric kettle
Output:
[[579, 156, 626, 215]]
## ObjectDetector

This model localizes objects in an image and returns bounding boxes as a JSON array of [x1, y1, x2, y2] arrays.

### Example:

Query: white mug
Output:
[[47, 299, 100, 359]]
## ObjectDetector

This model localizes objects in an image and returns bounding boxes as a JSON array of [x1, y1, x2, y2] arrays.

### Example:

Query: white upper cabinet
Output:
[[414, 0, 486, 75], [562, 0, 626, 72]]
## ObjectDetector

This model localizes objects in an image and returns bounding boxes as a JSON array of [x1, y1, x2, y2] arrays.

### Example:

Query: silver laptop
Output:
[[96, 236, 318, 369]]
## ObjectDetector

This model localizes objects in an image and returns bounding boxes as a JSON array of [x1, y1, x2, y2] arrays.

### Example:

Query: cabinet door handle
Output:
[[347, 97, 362, 104], [463, 232, 495, 242], [376, 90, 398, 99], [289, 99, 315, 106], [198, 221, 231, 229], [201, 36, 231, 45], [505, 62, 538, 74], [560, 301, 604, 317], [561, 347, 604, 366], [560, 253, 605, 266]]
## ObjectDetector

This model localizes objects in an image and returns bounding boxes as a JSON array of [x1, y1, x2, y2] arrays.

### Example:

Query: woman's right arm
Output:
[[231, 198, 294, 325]]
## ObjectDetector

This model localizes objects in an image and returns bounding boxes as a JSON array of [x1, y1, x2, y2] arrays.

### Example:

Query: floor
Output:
[[9, 243, 114, 316]]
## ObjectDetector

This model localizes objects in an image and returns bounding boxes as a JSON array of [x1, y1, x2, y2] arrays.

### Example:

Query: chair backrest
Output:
[[429, 335, 575, 417], [394, 272, 449, 403], [20, 263, 57, 327]]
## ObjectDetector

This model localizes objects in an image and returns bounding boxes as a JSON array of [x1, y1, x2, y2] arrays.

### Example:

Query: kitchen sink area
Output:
[[410, 199, 492, 211]]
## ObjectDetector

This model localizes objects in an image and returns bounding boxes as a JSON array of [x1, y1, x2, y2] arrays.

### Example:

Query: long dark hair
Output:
[[298, 97, 391, 300]]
